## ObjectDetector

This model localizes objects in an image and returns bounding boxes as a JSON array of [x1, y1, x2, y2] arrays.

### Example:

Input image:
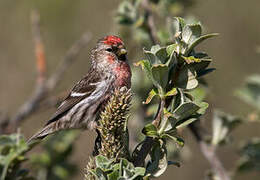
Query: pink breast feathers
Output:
[[107, 54, 115, 64], [114, 62, 131, 88]]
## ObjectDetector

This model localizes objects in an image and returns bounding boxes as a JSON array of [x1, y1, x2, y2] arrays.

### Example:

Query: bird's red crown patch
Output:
[[103, 35, 123, 45]]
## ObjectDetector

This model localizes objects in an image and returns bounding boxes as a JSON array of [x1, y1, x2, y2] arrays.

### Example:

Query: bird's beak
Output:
[[118, 48, 127, 56]]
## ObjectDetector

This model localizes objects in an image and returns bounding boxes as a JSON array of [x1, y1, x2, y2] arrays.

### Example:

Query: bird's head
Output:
[[91, 35, 128, 68]]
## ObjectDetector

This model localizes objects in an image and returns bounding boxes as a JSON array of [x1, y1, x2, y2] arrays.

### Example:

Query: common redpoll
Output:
[[29, 35, 131, 141]]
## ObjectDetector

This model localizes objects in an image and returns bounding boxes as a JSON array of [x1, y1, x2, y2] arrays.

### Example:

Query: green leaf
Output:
[[188, 87, 207, 103], [181, 55, 201, 64], [30, 152, 51, 166], [95, 155, 113, 171], [182, 24, 202, 46], [95, 167, 107, 180], [185, 33, 218, 55], [166, 44, 178, 56], [173, 102, 200, 121], [146, 141, 168, 177], [188, 52, 212, 76], [144, 89, 158, 104], [143, 50, 158, 65], [175, 117, 198, 129], [196, 102, 209, 115], [128, 167, 146, 180], [116, 0, 137, 25], [134, 167, 146, 176], [155, 47, 168, 64], [53, 166, 69, 179], [29, 131, 78, 180], [135, 60, 168, 89], [237, 159, 256, 173], [116, 158, 145, 179], [142, 123, 158, 138], [235, 74, 260, 110], [160, 109, 176, 132], [166, 45, 178, 66], [176, 66, 198, 90], [211, 110, 242, 146], [144, 45, 168, 65], [108, 170, 119, 180], [134, 60, 154, 84], [151, 64, 169, 89], [134, 16, 145, 28], [172, 17, 186, 38], [151, 44, 161, 53], [237, 138, 260, 172], [161, 134, 184, 147], [0, 134, 29, 180], [165, 88, 177, 97]]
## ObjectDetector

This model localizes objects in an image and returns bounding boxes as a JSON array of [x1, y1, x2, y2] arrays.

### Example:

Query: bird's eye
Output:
[[106, 48, 113, 52]]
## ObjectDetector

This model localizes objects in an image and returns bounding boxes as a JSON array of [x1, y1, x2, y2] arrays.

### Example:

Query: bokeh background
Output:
[[0, 0, 259, 179]]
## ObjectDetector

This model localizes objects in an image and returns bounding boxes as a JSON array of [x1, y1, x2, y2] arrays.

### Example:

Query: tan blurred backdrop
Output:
[[0, 0, 259, 179]]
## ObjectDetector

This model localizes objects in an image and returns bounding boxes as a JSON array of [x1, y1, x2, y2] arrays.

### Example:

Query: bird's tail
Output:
[[27, 123, 57, 143]]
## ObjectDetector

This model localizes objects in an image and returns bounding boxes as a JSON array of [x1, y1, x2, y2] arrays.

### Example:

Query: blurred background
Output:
[[0, 0, 259, 179]]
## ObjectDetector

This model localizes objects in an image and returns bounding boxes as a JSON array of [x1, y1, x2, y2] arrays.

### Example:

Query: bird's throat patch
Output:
[[107, 55, 115, 64], [114, 62, 131, 88]]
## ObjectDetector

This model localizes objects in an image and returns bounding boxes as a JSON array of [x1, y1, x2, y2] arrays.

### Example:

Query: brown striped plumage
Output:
[[28, 35, 131, 142]]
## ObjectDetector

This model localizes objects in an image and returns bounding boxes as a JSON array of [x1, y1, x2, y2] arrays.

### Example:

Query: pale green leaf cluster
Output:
[[235, 74, 260, 110], [133, 17, 216, 178], [211, 111, 241, 146], [30, 130, 79, 180], [237, 138, 260, 172], [0, 134, 32, 180], [88, 155, 145, 180]]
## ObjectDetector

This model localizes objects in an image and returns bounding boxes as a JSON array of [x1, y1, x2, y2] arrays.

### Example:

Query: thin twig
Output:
[[190, 122, 231, 180], [9, 10, 47, 130], [0, 10, 92, 134], [31, 10, 46, 85], [46, 32, 92, 90], [141, 0, 159, 44], [200, 142, 230, 180]]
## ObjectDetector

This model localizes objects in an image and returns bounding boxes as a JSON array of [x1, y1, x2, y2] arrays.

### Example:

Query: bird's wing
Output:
[[46, 70, 101, 125]]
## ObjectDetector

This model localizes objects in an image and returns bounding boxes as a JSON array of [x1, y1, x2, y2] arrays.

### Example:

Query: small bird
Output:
[[29, 35, 131, 142]]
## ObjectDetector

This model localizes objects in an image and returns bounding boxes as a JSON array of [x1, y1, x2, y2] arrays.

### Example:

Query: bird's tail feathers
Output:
[[27, 124, 57, 143]]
